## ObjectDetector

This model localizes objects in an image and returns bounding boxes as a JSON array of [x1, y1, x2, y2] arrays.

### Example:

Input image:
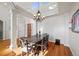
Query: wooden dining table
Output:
[[19, 33, 48, 44]]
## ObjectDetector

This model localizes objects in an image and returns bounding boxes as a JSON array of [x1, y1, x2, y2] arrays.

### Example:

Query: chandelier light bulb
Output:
[[34, 15, 36, 17], [38, 13, 41, 16]]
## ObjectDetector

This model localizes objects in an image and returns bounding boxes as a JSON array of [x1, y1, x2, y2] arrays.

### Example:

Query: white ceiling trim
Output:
[[9, 2, 34, 19]]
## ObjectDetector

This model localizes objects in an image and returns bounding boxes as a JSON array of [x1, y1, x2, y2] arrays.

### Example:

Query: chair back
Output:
[[55, 39, 60, 45], [19, 39, 25, 48]]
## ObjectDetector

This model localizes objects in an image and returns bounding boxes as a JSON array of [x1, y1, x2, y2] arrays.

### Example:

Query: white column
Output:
[[10, 9, 17, 49]]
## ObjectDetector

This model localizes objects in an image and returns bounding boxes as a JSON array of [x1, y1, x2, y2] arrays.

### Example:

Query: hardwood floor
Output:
[[0, 39, 72, 56], [45, 42, 73, 56], [0, 39, 12, 56]]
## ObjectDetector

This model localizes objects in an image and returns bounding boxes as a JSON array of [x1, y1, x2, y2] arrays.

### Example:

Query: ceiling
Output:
[[0, 2, 75, 19], [14, 2, 58, 17]]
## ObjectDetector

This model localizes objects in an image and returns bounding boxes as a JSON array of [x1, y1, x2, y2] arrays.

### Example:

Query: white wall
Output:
[[43, 13, 70, 46], [69, 3, 79, 56], [0, 3, 11, 39], [17, 14, 26, 37], [17, 14, 36, 38]]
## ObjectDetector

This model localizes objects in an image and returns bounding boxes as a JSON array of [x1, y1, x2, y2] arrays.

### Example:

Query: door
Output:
[[27, 23, 32, 38]]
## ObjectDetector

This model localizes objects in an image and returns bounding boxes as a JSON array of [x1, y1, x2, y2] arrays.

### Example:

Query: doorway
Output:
[[0, 20, 3, 39]]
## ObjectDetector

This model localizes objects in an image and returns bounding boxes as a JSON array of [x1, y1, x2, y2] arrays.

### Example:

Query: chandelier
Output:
[[33, 10, 44, 22], [33, 2, 45, 36], [33, 3, 44, 22]]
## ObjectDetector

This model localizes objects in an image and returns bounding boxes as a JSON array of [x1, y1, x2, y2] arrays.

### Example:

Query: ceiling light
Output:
[[49, 6, 54, 10]]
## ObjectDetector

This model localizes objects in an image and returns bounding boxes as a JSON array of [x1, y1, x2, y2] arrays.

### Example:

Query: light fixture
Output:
[[33, 3, 44, 22], [49, 4, 57, 10], [49, 6, 54, 10], [33, 10, 44, 22], [33, 2, 45, 36]]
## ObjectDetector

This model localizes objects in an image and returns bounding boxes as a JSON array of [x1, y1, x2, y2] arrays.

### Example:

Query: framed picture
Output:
[[72, 9, 79, 33]]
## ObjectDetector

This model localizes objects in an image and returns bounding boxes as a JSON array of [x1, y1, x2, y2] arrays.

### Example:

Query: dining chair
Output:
[[19, 38, 32, 56], [55, 39, 60, 45], [44, 35, 49, 49], [35, 36, 46, 52], [19, 39, 27, 55]]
